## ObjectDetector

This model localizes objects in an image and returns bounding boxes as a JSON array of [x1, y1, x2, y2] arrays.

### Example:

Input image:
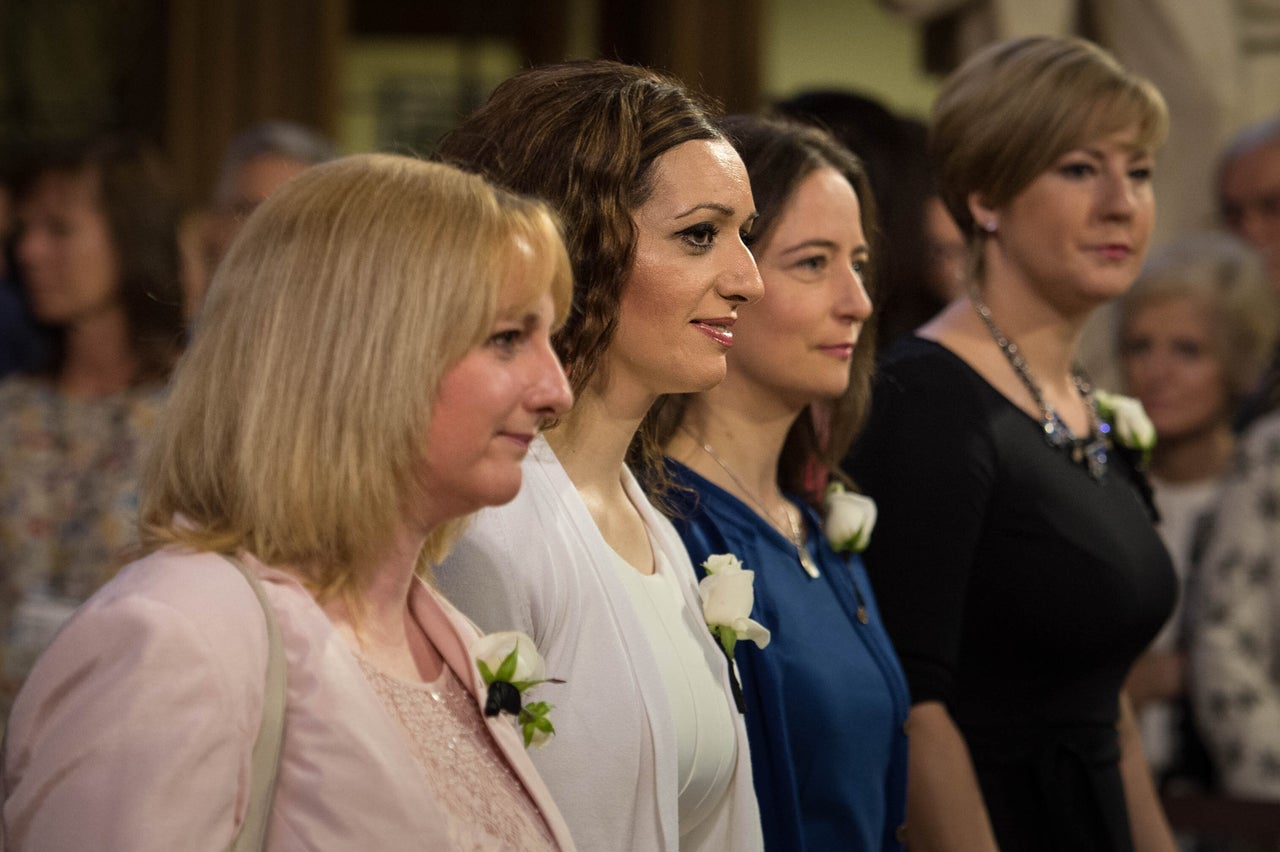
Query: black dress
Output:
[[848, 337, 1176, 852]]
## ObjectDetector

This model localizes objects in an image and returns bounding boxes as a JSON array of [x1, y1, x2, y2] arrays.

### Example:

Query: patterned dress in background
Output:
[[0, 376, 166, 719]]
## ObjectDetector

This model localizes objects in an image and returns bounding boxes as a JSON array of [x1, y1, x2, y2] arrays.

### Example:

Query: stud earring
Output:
[[983, 220, 997, 234]]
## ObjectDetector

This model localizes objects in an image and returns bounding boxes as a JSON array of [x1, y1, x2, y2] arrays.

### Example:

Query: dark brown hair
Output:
[[436, 59, 724, 481], [18, 135, 185, 383], [658, 114, 878, 505]]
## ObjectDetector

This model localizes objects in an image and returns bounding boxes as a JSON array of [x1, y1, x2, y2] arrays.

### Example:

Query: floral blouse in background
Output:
[[0, 376, 166, 718]]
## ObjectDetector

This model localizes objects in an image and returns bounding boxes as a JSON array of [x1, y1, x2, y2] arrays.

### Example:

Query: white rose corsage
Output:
[[824, 482, 877, 554], [698, 553, 772, 657], [1094, 390, 1156, 466], [473, 630, 563, 748], [698, 553, 769, 713]]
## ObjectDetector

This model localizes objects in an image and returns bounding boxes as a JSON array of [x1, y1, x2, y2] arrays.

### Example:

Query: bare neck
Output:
[[667, 381, 800, 500], [544, 378, 662, 573], [545, 379, 651, 500], [59, 309, 138, 397], [321, 525, 439, 682], [922, 293, 1091, 434], [1151, 423, 1234, 484]]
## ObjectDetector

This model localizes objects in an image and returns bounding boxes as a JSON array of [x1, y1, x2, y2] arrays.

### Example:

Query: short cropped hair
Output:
[[215, 121, 337, 208], [140, 155, 572, 598], [931, 36, 1168, 247], [1119, 231, 1279, 407]]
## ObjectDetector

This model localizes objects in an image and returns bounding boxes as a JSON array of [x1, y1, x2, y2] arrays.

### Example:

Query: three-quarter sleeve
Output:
[[846, 346, 997, 706]]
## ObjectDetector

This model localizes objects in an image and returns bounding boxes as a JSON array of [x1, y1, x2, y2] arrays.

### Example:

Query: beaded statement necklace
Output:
[[970, 293, 1110, 480]]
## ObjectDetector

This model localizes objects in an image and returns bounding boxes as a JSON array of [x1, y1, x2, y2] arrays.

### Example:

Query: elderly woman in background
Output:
[[1116, 232, 1279, 788], [434, 61, 765, 851], [849, 36, 1178, 851], [662, 114, 910, 851], [0, 136, 185, 717], [3, 155, 577, 850]]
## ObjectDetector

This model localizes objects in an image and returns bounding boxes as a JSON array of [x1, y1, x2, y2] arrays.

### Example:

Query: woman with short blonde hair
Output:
[[850, 36, 1178, 851]]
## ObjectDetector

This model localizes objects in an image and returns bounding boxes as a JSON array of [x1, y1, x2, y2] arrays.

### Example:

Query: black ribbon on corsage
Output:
[[484, 680, 523, 718]]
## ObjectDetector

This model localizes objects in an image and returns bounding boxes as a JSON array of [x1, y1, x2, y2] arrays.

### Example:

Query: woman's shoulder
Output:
[[865, 335, 995, 434], [877, 335, 983, 391], [663, 459, 760, 547]]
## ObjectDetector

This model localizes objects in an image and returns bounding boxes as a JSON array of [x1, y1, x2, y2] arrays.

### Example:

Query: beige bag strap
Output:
[[226, 555, 287, 852]]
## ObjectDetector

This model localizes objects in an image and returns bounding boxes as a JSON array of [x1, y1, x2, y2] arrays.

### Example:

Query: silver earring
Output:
[[983, 220, 997, 233]]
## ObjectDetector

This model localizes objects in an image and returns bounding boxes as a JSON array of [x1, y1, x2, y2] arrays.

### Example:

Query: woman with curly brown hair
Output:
[[435, 61, 765, 851]]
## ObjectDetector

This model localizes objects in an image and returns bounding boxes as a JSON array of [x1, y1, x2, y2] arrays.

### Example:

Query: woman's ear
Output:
[[968, 192, 998, 235]]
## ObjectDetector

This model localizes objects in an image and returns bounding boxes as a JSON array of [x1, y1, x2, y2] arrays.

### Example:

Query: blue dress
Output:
[[667, 460, 910, 852]]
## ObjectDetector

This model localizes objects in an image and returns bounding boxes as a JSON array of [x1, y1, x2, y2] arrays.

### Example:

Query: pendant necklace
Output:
[[681, 426, 822, 579], [970, 292, 1109, 479]]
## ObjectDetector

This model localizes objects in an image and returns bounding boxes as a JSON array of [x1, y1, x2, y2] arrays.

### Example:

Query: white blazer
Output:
[[437, 437, 763, 852]]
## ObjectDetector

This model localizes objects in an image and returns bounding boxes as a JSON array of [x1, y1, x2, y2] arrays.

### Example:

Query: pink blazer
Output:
[[1, 549, 576, 851]]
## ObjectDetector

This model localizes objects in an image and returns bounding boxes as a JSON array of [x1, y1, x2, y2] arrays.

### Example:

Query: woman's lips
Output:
[[1094, 243, 1132, 260], [499, 432, 536, 451], [818, 343, 855, 360], [691, 317, 736, 348]]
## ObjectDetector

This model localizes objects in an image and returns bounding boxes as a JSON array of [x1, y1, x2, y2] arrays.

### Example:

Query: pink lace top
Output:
[[357, 656, 558, 851]]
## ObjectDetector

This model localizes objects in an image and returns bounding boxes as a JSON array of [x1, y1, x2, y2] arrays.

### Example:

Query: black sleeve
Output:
[[846, 344, 997, 706]]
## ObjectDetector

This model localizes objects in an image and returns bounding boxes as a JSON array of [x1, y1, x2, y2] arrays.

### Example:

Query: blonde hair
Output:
[[139, 154, 571, 600], [1119, 231, 1280, 406], [931, 36, 1168, 254]]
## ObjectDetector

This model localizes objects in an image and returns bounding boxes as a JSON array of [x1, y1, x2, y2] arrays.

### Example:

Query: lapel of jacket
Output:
[[409, 578, 577, 850]]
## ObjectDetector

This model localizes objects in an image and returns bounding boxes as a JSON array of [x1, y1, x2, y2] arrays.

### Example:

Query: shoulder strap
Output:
[[225, 555, 287, 852]]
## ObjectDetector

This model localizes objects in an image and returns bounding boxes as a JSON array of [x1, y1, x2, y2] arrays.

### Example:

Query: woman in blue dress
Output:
[[660, 114, 909, 851]]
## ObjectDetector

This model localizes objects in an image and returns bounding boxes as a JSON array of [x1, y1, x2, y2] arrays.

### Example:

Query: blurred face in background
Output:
[[925, 196, 967, 301], [1220, 140, 1280, 288], [206, 153, 314, 271], [1120, 294, 1229, 442], [16, 169, 121, 327]]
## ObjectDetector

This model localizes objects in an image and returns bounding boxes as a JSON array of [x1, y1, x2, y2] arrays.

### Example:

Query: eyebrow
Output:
[[779, 238, 869, 256], [674, 202, 737, 219]]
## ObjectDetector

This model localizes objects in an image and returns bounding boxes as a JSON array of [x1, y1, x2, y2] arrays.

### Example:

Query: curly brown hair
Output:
[[436, 60, 725, 481]]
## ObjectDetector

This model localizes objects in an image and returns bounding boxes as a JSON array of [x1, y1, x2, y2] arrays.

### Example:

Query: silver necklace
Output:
[[970, 292, 1109, 479], [681, 426, 822, 579]]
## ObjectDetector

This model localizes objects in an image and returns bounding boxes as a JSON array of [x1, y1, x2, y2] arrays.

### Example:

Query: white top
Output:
[[1139, 474, 1225, 774], [1151, 474, 1224, 651], [435, 436, 763, 852], [608, 543, 737, 839]]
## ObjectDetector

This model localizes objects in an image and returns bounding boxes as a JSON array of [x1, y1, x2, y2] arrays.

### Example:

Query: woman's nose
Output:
[[719, 239, 764, 305]]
